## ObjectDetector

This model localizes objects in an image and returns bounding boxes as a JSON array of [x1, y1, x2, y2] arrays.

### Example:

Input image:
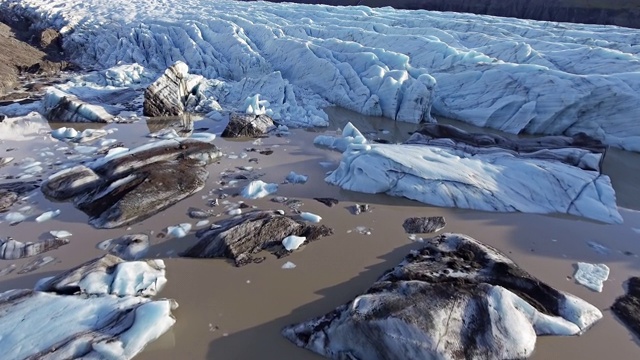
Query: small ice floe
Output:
[[227, 208, 242, 216], [354, 226, 372, 235], [227, 154, 239, 160], [299, 212, 322, 223], [167, 223, 192, 238], [282, 261, 297, 269], [35, 209, 61, 223], [196, 220, 210, 227], [574, 262, 610, 292], [74, 145, 98, 155], [49, 230, 72, 238], [282, 235, 306, 251], [5, 212, 27, 225], [285, 171, 308, 184], [319, 161, 334, 168], [148, 128, 180, 139], [241, 180, 278, 199], [51, 127, 79, 140], [191, 132, 216, 142], [587, 241, 610, 255], [98, 138, 118, 147]]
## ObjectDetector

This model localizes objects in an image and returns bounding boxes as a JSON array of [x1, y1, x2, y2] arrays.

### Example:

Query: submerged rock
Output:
[[0, 236, 69, 260], [0, 181, 39, 212], [182, 210, 333, 266], [402, 216, 446, 234], [42, 138, 221, 228], [143, 61, 206, 117], [612, 277, 640, 339], [283, 233, 602, 360], [221, 112, 275, 138], [0, 254, 176, 359]]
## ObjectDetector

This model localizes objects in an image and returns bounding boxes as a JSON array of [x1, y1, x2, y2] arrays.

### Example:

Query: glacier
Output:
[[2, 0, 640, 149]]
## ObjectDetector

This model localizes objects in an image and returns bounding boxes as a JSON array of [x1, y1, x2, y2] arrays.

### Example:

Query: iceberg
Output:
[[321, 123, 621, 223], [241, 180, 279, 199]]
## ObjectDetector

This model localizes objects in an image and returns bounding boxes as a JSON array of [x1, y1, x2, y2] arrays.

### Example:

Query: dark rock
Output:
[[0, 114, 6, 121], [41, 138, 221, 228], [407, 123, 607, 171], [314, 197, 339, 207], [39, 28, 62, 53], [402, 216, 446, 234], [0, 181, 39, 212], [182, 210, 333, 266], [283, 233, 602, 359], [143, 61, 206, 117], [612, 277, 640, 339], [221, 113, 275, 138]]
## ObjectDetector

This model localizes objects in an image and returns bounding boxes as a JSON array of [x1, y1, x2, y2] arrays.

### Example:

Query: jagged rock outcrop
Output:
[[221, 113, 276, 138], [143, 61, 206, 117], [611, 277, 640, 339], [402, 216, 446, 234], [0, 255, 176, 359], [283, 233, 602, 360], [182, 210, 334, 266], [0, 236, 69, 260], [41, 138, 221, 228]]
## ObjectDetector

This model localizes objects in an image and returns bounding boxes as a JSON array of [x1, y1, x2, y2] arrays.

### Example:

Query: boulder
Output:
[[41, 138, 221, 228], [402, 216, 446, 234], [611, 277, 640, 339], [283, 233, 602, 360], [221, 112, 275, 138], [182, 210, 333, 266]]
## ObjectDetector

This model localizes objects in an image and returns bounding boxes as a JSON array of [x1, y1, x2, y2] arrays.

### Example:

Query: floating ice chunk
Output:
[[282, 261, 297, 269], [167, 223, 192, 238], [574, 262, 610, 292], [196, 220, 210, 227], [98, 138, 118, 147], [190, 132, 216, 142], [314, 123, 368, 152], [285, 171, 308, 184], [51, 127, 79, 140], [282, 236, 306, 251], [50, 230, 72, 238], [241, 180, 278, 199], [299, 212, 322, 223], [5, 212, 26, 225], [35, 210, 61, 223], [586, 241, 610, 255], [244, 94, 270, 116], [74, 145, 99, 155], [633, 228, 640, 234], [354, 226, 372, 235], [148, 128, 180, 139], [319, 161, 334, 168], [227, 208, 242, 216]]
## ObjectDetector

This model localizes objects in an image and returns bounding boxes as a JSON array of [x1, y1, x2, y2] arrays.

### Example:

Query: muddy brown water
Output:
[[0, 108, 639, 359]]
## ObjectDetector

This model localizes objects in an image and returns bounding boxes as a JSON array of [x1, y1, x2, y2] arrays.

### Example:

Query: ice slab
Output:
[[574, 262, 610, 292], [241, 180, 278, 199]]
